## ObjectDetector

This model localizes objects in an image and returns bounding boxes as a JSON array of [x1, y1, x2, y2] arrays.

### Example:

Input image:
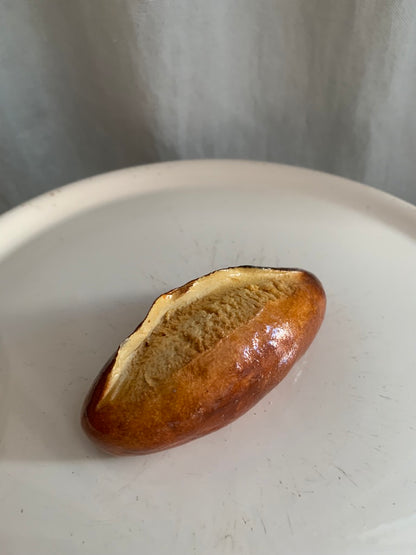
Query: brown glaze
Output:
[[82, 267, 326, 455]]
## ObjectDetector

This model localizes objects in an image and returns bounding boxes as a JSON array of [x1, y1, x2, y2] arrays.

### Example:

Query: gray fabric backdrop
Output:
[[1, 0, 416, 214]]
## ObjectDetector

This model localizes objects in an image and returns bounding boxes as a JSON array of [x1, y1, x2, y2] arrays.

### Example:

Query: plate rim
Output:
[[1, 159, 415, 261]]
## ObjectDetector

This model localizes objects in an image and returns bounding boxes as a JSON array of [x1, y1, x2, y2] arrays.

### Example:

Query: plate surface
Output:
[[1, 160, 415, 554]]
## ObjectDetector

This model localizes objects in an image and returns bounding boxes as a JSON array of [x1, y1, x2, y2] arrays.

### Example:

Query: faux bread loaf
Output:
[[82, 267, 326, 455]]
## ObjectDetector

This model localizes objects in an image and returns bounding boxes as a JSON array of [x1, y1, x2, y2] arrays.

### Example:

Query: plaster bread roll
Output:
[[82, 266, 326, 455]]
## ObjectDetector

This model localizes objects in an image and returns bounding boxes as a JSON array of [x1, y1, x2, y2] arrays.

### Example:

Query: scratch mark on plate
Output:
[[334, 465, 358, 487], [260, 517, 267, 534], [287, 513, 293, 535]]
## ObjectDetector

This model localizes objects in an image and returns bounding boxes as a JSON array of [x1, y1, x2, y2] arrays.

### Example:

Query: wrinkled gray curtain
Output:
[[1, 0, 416, 213]]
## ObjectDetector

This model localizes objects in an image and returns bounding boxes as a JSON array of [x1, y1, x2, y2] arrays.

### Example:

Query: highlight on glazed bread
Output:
[[82, 267, 326, 455]]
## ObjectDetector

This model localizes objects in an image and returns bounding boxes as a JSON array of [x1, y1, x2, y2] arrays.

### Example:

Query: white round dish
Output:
[[0, 160, 415, 554]]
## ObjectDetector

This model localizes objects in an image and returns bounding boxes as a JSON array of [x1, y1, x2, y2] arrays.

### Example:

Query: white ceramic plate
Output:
[[1, 160, 415, 555]]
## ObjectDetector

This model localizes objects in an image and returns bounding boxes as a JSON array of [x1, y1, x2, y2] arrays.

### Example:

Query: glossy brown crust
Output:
[[82, 267, 326, 455]]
